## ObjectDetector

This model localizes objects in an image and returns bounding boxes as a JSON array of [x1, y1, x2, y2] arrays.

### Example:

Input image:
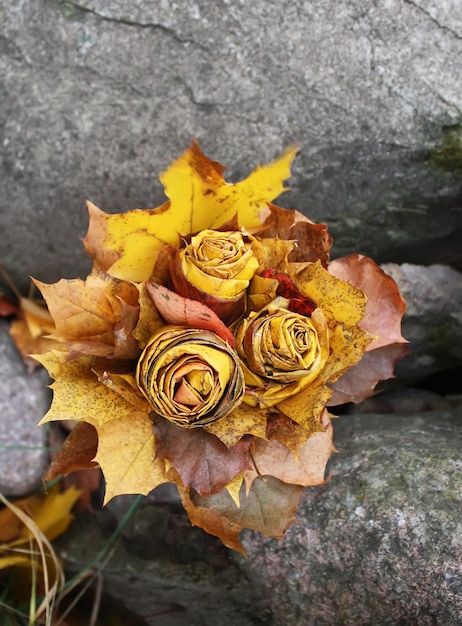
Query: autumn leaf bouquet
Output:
[[35, 142, 406, 552]]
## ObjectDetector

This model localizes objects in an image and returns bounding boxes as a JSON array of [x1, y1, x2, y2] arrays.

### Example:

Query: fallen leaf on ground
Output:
[[0, 485, 81, 568]]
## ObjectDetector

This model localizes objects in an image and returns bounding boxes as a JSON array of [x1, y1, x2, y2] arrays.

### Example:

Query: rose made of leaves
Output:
[[136, 325, 245, 427], [177, 229, 258, 298], [171, 229, 259, 324], [235, 297, 329, 407], [34, 140, 407, 554]]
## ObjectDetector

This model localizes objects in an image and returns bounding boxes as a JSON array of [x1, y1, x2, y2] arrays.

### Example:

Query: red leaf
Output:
[[146, 282, 235, 346], [153, 417, 250, 497], [0, 295, 19, 317], [327, 254, 408, 404], [259, 268, 317, 316]]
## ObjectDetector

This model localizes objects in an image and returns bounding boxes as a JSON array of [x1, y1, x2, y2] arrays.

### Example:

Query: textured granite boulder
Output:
[[55, 501, 270, 626], [0, 320, 49, 496], [1, 0, 462, 291], [53, 409, 462, 625], [237, 410, 462, 626], [383, 263, 462, 381]]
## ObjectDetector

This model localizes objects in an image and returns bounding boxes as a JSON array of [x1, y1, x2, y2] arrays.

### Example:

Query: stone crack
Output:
[[55, 0, 210, 52], [402, 0, 462, 40]]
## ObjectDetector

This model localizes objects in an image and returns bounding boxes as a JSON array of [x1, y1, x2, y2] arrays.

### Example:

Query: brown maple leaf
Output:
[[153, 417, 251, 497]]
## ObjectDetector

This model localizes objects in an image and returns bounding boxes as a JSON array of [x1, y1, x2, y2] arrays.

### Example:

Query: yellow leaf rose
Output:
[[235, 297, 330, 407], [177, 229, 259, 300], [170, 229, 260, 324], [136, 325, 245, 427]]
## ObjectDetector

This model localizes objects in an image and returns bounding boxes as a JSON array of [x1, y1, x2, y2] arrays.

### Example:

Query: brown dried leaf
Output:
[[259, 204, 333, 266], [328, 254, 407, 350], [9, 319, 60, 371], [45, 422, 99, 482], [192, 475, 303, 540], [153, 417, 251, 497], [112, 298, 141, 359], [266, 412, 320, 456], [82, 200, 121, 273], [63, 468, 102, 512], [35, 274, 140, 358], [328, 343, 409, 405], [249, 416, 335, 486], [176, 479, 245, 554], [7, 295, 59, 369]]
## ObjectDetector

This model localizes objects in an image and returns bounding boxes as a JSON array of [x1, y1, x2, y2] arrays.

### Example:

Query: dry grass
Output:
[[0, 491, 143, 625]]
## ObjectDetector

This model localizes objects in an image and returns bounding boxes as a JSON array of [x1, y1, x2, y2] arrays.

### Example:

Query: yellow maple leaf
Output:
[[0, 485, 80, 570], [94, 414, 166, 503], [83, 141, 297, 282], [291, 260, 368, 326], [204, 401, 269, 447], [37, 353, 139, 427], [36, 351, 168, 501]]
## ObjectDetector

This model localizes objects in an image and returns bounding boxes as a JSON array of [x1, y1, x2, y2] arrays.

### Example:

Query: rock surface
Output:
[[382, 263, 462, 381], [0, 320, 49, 496], [2, 2, 462, 619], [56, 502, 270, 626], [54, 409, 462, 625], [237, 410, 462, 626], [2, 0, 462, 291]]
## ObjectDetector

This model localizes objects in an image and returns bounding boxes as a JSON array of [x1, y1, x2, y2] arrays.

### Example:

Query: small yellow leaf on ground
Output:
[[0, 485, 80, 566]]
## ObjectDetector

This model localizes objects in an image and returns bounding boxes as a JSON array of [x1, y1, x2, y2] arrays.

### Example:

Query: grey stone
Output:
[[382, 263, 462, 381], [55, 504, 270, 626], [0, 320, 50, 496], [236, 409, 462, 626], [54, 410, 462, 625], [357, 387, 450, 414], [1, 0, 462, 292]]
